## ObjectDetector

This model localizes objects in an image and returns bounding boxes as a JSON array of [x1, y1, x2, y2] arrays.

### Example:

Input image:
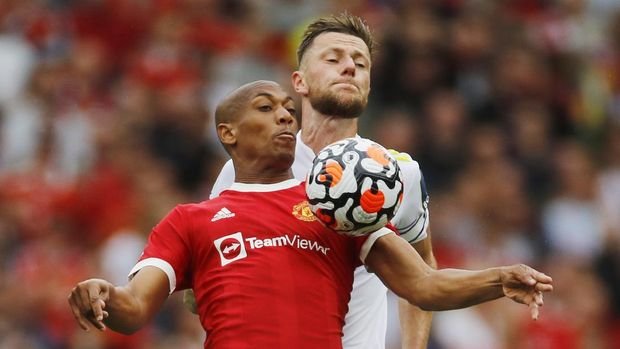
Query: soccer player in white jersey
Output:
[[207, 13, 436, 348], [67, 80, 553, 349]]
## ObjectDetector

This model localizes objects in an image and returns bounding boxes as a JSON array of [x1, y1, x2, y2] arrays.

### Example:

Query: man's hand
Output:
[[499, 264, 553, 320], [183, 289, 199, 314], [68, 279, 113, 331]]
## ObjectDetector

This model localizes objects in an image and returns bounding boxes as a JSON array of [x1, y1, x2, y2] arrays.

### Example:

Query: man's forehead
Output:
[[238, 80, 282, 96], [250, 87, 293, 104], [229, 81, 289, 103], [311, 32, 370, 56]]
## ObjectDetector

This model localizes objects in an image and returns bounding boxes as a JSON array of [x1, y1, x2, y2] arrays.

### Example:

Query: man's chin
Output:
[[312, 100, 364, 118], [331, 100, 365, 118]]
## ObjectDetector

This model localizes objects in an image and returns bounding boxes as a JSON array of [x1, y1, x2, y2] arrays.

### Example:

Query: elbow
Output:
[[413, 298, 438, 311], [394, 283, 436, 311], [397, 273, 444, 311], [401, 293, 437, 311]]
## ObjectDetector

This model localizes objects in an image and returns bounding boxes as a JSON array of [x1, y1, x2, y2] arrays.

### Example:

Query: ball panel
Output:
[[318, 160, 344, 187], [360, 188, 384, 213], [366, 145, 391, 166]]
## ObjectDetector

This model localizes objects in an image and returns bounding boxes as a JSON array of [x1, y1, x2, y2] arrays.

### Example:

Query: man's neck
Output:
[[300, 107, 359, 154], [234, 171, 293, 184], [233, 159, 294, 184]]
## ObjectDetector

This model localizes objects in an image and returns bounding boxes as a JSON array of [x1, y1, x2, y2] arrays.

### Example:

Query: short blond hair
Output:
[[297, 12, 375, 66]]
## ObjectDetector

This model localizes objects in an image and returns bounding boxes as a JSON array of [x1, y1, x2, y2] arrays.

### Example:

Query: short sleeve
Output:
[[128, 206, 193, 294], [389, 154, 430, 244]]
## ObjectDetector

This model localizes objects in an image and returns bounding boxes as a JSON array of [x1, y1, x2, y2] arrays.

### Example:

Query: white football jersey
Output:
[[210, 132, 430, 349]]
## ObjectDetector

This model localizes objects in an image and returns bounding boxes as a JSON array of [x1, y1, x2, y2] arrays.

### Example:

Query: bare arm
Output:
[[398, 233, 436, 348], [68, 266, 170, 334], [366, 233, 552, 317]]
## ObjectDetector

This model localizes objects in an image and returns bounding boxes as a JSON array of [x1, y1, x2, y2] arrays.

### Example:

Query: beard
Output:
[[308, 87, 367, 119]]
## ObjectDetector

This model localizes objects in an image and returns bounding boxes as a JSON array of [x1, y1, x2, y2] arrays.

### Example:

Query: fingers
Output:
[[534, 291, 544, 306], [534, 282, 553, 293], [76, 284, 93, 314], [529, 291, 544, 320], [68, 289, 94, 331], [512, 265, 538, 286], [183, 290, 199, 314], [532, 270, 553, 284], [527, 267, 553, 293], [515, 265, 553, 291], [67, 280, 111, 332], [503, 265, 552, 320], [88, 284, 109, 331], [529, 300, 540, 320], [88, 283, 108, 327], [90, 298, 107, 331]]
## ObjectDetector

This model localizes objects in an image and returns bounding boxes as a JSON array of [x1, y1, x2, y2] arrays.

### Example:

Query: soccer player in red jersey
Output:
[[68, 81, 553, 349]]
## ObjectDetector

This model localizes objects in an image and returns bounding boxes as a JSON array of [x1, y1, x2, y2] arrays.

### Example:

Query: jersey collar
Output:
[[295, 131, 316, 166], [229, 179, 301, 192]]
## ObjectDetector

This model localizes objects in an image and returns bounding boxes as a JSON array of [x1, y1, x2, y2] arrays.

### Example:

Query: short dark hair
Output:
[[297, 12, 375, 66]]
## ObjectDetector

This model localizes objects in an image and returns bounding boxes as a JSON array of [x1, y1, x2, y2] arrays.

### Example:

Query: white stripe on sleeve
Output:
[[359, 227, 395, 264], [128, 258, 177, 294]]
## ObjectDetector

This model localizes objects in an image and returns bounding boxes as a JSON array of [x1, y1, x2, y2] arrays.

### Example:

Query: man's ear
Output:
[[291, 71, 308, 96], [217, 123, 236, 146]]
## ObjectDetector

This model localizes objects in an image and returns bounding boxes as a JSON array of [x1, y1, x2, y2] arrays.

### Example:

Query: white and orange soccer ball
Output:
[[305, 137, 404, 237]]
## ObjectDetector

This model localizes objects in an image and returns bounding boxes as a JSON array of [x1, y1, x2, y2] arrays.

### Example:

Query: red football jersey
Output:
[[132, 180, 369, 349]]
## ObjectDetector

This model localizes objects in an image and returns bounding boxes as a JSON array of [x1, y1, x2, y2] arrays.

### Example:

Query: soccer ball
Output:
[[305, 137, 403, 237]]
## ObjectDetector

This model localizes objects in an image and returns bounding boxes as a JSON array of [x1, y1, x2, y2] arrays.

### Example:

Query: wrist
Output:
[[494, 267, 508, 296]]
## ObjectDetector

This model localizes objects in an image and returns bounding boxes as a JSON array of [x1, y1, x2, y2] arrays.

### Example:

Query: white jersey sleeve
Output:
[[210, 159, 235, 199], [388, 150, 430, 244]]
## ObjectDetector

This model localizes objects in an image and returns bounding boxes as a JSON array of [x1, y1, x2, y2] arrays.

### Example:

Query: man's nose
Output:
[[342, 56, 356, 76], [277, 108, 295, 124]]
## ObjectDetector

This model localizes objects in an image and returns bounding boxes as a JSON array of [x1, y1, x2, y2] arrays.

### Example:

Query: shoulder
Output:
[[159, 199, 232, 232], [388, 149, 415, 163], [174, 199, 221, 216], [388, 149, 423, 179]]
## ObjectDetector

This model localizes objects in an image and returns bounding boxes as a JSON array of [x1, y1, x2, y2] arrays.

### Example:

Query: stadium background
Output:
[[1, 0, 619, 348]]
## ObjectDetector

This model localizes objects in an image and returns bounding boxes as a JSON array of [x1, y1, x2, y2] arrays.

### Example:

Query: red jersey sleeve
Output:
[[128, 205, 193, 293]]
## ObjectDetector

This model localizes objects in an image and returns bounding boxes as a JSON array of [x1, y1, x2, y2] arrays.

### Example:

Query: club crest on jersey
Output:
[[214, 232, 247, 266], [292, 201, 318, 222]]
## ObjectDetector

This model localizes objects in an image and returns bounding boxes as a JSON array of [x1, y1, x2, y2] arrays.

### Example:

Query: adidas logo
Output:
[[211, 207, 235, 222]]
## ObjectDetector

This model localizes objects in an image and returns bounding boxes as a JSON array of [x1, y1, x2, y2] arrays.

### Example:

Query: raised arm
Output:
[[68, 266, 170, 334], [366, 232, 553, 319]]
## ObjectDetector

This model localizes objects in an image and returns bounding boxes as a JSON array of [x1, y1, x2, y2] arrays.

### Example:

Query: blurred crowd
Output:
[[0, 0, 619, 348]]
